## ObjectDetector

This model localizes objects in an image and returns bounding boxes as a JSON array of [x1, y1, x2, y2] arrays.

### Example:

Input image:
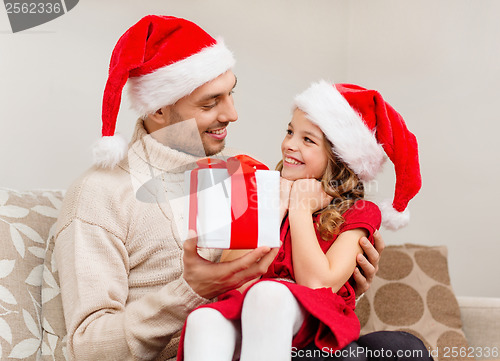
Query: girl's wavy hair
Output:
[[276, 138, 365, 240]]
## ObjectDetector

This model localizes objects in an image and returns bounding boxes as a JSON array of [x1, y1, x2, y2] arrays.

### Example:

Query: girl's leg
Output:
[[239, 281, 306, 361], [184, 308, 240, 361]]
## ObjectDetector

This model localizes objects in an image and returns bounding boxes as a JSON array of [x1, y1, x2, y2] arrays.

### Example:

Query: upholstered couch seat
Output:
[[0, 188, 499, 360]]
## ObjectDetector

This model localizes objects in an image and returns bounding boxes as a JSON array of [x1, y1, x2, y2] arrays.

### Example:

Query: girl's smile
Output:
[[283, 155, 304, 166]]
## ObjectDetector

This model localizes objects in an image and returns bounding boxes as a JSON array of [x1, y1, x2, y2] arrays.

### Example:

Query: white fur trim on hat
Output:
[[379, 199, 410, 230], [294, 80, 386, 181], [92, 134, 128, 168], [127, 38, 235, 116]]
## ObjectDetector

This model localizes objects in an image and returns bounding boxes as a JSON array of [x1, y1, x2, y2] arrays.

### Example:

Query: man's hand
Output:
[[183, 234, 278, 299], [352, 230, 385, 297]]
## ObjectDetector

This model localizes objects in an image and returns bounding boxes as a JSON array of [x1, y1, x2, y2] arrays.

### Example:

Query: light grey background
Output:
[[1, 0, 499, 297]]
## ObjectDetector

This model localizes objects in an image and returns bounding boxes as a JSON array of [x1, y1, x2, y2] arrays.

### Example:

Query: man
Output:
[[54, 15, 425, 361]]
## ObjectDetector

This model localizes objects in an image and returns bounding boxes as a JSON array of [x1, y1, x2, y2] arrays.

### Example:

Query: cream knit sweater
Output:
[[54, 120, 224, 361]]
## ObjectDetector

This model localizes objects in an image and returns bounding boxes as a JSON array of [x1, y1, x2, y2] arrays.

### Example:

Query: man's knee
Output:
[[358, 331, 432, 360]]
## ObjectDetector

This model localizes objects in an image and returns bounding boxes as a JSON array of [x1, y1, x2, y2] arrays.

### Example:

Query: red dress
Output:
[[177, 200, 381, 360]]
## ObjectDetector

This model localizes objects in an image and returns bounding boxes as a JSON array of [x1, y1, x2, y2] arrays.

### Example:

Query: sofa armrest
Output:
[[457, 296, 500, 359]]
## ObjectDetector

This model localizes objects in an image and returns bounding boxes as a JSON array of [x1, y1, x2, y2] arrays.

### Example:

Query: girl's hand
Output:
[[279, 177, 294, 220], [289, 179, 332, 214]]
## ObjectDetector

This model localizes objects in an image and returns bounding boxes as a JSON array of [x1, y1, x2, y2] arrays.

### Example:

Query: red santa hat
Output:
[[93, 15, 235, 168], [294, 80, 422, 230]]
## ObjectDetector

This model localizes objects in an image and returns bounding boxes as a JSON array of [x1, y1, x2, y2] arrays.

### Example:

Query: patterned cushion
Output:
[[41, 232, 67, 360], [0, 189, 65, 360], [355, 244, 472, 361]]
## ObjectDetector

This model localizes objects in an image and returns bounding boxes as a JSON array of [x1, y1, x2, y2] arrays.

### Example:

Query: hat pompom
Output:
[[92, 134, 128, 168], [379, 199, 410, 230]]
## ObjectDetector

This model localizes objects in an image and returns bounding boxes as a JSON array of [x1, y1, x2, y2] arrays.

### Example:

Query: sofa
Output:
[[0, 188, 499, 361]]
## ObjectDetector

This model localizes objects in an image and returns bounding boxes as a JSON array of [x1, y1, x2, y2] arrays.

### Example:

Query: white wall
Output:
[[1, 0, 499, 297]]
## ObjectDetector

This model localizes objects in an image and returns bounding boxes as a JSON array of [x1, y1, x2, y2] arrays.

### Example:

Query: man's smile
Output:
[[205, 127, 228, 140]]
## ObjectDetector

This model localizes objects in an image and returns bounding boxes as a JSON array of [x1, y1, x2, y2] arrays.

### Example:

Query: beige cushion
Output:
[[355, 244, 473, 361], [458, 296, 500, 360], [0, 189, 64, 360]]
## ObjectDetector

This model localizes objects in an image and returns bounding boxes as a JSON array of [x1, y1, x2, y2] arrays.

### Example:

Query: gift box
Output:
[[183, 155, 280, 249]]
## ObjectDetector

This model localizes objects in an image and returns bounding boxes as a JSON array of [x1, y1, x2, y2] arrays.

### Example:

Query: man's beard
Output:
[[151, 109, 225, 157], [203, 138, 226, 157]]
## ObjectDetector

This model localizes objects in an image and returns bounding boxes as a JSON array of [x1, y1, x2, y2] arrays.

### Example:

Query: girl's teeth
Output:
[[285, 157, 302, 165]]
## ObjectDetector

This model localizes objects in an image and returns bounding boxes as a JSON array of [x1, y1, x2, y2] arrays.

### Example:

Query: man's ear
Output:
[[150, 106, 169, 125], [144, 106, 170, 134]]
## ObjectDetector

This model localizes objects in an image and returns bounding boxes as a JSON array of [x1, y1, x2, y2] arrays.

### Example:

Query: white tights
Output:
[[184, 281, 306, 361]]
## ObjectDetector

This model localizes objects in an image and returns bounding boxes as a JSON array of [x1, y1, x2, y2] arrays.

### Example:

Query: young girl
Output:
[[178, 81, 421, 361]]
